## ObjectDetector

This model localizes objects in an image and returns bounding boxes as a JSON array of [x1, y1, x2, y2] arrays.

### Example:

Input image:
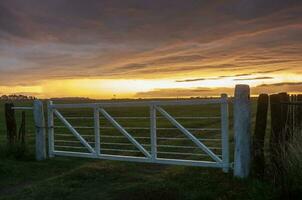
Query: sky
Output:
[[0, 0, 302, 99]]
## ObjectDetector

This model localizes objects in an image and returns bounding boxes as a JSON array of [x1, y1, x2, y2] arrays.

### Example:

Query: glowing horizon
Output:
[[1, 72, 302, 99], [0, 1, 301, 98]]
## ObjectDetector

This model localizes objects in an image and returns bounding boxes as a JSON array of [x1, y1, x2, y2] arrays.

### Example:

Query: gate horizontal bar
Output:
[[100, 148, 220, 157], [55, 145, 87, 150], [157, 151, 221, 157], [53, 151, 222, 168], [55, 134, 221, 142], [53, 151, 96, 158], [155, 158, 221, 168], [157, 137, 221, 142], [102, 148, 141, 153], [157, 144, 221, 150], [12, 106, 33, 110], [55, 140, 221, 151], [54, 125, 220, 131], [51, 99, 223, 109], [63, 116, 221, 120]]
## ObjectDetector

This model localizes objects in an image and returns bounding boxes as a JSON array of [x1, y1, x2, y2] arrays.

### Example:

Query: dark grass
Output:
[[0, 99, 278, 200], [0, 160, 277, 200]]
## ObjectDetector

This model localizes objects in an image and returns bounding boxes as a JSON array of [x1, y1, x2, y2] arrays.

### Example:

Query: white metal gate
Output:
[[47, 94, 229, 172]]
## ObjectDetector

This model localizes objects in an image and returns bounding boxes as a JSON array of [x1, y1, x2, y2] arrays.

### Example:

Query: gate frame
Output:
[[8, 85, 251, 177], [47, 95, 230, 172]]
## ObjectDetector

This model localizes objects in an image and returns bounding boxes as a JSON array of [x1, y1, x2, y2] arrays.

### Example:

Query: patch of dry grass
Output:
[[271, 129, 302, 199]]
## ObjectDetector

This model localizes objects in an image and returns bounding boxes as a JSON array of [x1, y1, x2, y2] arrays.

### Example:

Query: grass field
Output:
[[0, 99, 277, 200]]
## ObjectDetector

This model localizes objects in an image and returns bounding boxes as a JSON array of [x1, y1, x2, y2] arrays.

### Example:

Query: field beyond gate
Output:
[[0, 99, 277, 200], [48, 97, 229, 171]]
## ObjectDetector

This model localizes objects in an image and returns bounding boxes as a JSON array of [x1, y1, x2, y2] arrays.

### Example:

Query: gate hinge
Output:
[[230, 162, 234, 169]]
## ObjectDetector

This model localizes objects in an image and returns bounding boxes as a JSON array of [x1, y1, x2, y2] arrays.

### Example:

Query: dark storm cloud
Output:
[[233, 76, 274, 81], [0, 0, 302, 85], [254, 68, 287, 74], [176, 78, 208, 82], [176, 73, 252, 82]]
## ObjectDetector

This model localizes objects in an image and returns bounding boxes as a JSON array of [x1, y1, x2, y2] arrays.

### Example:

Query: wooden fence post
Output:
[[269, 92, 291, 179], [234, 84, 251, 178], [270, 94, 282, 147], [279, 93, 290, 141], [252, 94, 269, 177], [270, 93, 289, 148], [33, 100, 46, 161], [5, 103, 17, 146], [18, 111, 26, 145], [297, 94, 302, 129]]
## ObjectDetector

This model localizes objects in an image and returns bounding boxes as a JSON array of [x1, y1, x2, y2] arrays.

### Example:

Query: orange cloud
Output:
[[0, 1, 302, 98]]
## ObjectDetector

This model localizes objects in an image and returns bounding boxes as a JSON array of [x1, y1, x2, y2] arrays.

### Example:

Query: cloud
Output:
[[135, 81, 302, 98], [9, 92, 41, 96], [0, 0, 301, 88], [252, 82, 302, 94], [233, 76, 274, 81], [254, 68, 287, 74], [258, 82, 302, 87], [176, 73, 253, 82], [135, 87, 217, 98]]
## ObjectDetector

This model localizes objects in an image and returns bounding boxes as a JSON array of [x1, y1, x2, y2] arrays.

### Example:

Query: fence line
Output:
[[4, 84, 255, 178]]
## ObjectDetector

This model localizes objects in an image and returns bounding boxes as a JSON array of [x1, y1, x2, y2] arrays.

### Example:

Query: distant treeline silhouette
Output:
[[0, 94, 36, 100]]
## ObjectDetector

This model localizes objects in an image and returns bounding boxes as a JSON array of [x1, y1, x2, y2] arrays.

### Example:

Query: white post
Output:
[[33, 100, 46, 161], [47, 101, 55, 158], [94, 106, 100, 157], [234, 84, 251, 178], [221, 94, 229, 173], [150, 105, 157, 161]]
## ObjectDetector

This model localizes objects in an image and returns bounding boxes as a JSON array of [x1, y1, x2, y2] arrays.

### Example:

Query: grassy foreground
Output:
[[0, 158, 276, 200], [0, 100, 277, 200]]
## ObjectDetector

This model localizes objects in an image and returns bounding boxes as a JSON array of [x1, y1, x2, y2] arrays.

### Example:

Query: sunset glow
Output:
[[2, 71, 302, 99], [0, 1, 302, 98]]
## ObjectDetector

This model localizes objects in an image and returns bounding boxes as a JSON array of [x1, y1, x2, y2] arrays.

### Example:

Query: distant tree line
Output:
[[0, 94, 36, 100]]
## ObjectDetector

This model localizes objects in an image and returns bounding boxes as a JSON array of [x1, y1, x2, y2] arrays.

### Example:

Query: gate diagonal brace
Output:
[[155, 106, 222, 163], [99, 108, 151, 158], [53, 109, 96, 154]]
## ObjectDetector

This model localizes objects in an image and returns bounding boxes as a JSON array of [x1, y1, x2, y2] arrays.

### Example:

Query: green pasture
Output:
[[0, 99, 277, 200]]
